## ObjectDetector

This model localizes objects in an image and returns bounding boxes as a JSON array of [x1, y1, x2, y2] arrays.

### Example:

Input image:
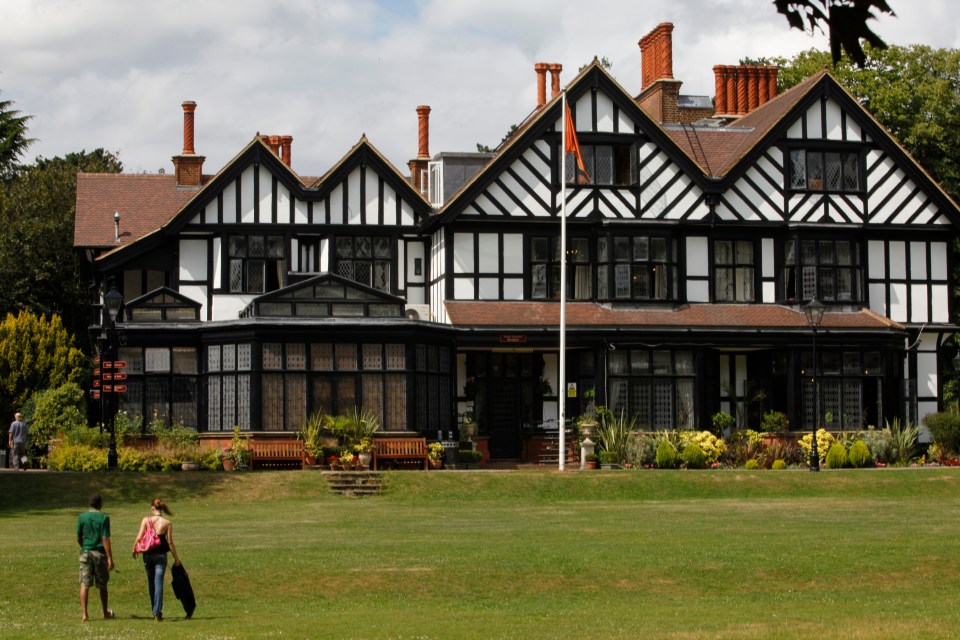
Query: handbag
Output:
[[134, 517, 161, 553]]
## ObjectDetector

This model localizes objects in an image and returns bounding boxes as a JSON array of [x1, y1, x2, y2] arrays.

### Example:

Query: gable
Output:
[[240, 274, 406, 319], [715, 75, 960, 228], [436, 64, 709, 225]]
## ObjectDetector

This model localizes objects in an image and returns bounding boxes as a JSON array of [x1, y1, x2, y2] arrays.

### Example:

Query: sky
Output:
[[1, 0, 957, 178]]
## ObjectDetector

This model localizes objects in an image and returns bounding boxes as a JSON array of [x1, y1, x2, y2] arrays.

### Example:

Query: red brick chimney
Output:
[[280, 136, 293, 167], [408, 105, 431, 195], [713, 65, 778, 118], [535, 62, 549, 107], [636, 23, 682, 124], [172, 101, 205, 189], [548, 63, 562, 98]]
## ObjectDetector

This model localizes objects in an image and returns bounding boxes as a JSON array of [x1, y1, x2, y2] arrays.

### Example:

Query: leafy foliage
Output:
[[0, 148, 123, 341], [825, 442, 849, 468], [655, 440, 679, 469], [681, 442, 707, 469], [886, 418, 918, 466], [848, 440, 873, 468], [597, 408, 636, 464], [0, 92, 34, 180], [24, 382, 87, 448], [923, 412, 960, 454], [0, 311, 88, 421], [773, 0, 895, 66]]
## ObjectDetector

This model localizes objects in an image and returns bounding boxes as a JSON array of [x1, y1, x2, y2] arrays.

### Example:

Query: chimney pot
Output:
[[713, 65, 728, 116], [280, 135, 293, 167], [548, 63, 562, 98], [416, 105, 431, 159], [181, 101, 197, 155], [535, 62, 549, 107]]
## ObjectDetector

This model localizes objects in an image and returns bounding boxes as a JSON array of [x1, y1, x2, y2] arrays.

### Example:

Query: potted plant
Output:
[[457, 449, 483, 468], [222, 427, 250, 471], [599, 450, 619, 469], [461, 413, 477, 442], [297, 411, 324, 465], [583, 453, 599, 469], [354, 438, 374, 468], [428, 441, 444, 469]]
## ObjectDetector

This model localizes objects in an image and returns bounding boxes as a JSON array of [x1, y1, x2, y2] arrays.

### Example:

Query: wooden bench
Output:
[[373, 437, 428, 470], [248, 440, 305, 470]]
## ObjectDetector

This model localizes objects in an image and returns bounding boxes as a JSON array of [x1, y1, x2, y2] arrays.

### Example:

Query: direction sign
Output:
[[113, 385, 128, 393], [112, 372, 127, 381], [92, 391, 101, 400], [93, 380, 100, 388], [103, 385, 112, 393], [103, 373, 113, 381], [112, 361, 127, 369]]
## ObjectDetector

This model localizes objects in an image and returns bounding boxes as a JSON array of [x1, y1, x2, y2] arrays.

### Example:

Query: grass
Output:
[[2, 468, 960, 639]]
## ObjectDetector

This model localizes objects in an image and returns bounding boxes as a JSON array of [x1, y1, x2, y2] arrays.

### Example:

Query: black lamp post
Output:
[[103, 285, 123, 470], [803, 299, 825, 472]]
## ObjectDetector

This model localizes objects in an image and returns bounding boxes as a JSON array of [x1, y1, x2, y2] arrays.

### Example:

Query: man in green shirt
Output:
[[76, 493, 115, 621]]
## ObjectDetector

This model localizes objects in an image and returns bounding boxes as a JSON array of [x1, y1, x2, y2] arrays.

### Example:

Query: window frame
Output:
[[227, 234, 286, 294], [781, 236, 863, 303], [787, 147, 862, 193], [713, 239, 756, 303]]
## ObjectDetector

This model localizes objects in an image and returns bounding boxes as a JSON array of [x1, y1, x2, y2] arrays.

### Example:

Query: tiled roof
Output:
[[665, 71, 827, 177], [444, 301, 903, 331], [74, 173, 208, 249]]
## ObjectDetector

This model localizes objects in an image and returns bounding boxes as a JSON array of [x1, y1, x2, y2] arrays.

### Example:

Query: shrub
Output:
[[886, 418, 919, 466], [825, 443, 848, 468], [597, 409, 636, 464], [679, 431, 726, 464], [744, 458, 760, 470], [923, 412, 960, 454], [761, 410, 790, 432], [624, 432, 657, 467], [771, 459, 787, 470], [117, 447, 148, 472], [798, 429, 837, 467], [199, 447, 222, 471], [764, 437, 803, 467], [848, 440, 873, 468], [710, 412, 735, 437], [655, 440, 679, 469], [681, 442, 707, 469], [457, 449, 483, 463], [599, 450, 619, 465], [860, 429, 893, 464], [47, 443, 107, 472]]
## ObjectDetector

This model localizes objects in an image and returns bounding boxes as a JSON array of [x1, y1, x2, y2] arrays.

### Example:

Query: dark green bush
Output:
[[923, 412, 960, 454], [848, 440, 873, 468], [825, 443, 848, 469], [655, 440, 678, 469], [599, 450, 619, 464], [457, 449, 483, 463], [681, 442, 707, 469]]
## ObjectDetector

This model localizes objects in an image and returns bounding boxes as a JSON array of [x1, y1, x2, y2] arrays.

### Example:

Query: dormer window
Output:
[[228, 235, 285, 293], [788, 149, 860, 192]]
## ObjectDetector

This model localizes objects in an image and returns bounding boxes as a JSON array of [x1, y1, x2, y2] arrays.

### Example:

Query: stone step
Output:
[[322, 470, 384, 497]]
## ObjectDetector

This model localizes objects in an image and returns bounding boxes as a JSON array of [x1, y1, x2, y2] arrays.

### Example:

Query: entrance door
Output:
[[486, 379, 522, 459]]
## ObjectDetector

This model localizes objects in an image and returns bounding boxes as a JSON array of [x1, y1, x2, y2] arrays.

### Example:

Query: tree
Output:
[[0, 149, 123, 341], [0, 91, 35, 180], [774, 0, 895, 67], [0, 310, 88, 422], [772, 45, 960, 204]]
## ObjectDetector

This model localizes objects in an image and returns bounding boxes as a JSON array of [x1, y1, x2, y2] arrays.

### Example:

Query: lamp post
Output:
[[103, 285, 123, 470], [803, 299, 825, 472]]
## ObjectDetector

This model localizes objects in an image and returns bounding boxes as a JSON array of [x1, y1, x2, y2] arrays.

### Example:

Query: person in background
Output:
[[8, 412, 27, 470], [132, 498, 182, 622], [77, 492, 115, 621]]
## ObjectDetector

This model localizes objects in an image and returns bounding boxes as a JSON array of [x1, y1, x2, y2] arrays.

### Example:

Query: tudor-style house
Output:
[[76, 23, 959, 460]]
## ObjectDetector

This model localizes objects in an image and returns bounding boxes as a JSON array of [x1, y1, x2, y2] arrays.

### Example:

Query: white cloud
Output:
[[0, 0, 955, 175]]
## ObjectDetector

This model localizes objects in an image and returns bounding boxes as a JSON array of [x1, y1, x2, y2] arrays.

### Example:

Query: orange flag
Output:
[[564, 102, 590, 183]]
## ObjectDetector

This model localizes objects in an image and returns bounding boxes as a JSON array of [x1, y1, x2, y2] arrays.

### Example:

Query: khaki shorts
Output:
[[79, 550, 109, 588]]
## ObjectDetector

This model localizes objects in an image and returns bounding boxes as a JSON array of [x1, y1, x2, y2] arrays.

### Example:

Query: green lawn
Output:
[[2, 468, 960, 639]]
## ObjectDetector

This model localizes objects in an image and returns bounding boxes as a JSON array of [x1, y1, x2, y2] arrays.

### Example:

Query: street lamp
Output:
[[803, 299, 825, 472], [103, 285, 123, 470]]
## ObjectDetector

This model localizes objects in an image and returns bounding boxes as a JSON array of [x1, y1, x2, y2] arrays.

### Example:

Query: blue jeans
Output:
[[143, 551, 167, 617]]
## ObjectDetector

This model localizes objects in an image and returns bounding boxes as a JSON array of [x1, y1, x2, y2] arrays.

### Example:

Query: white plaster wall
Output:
[[178, 239, 207, 281], [211, 295, 253, 321], [503, 235, 523, 273], [454, 277, 475, 300], [478, 233, 499, 272], [503, 278, 523, 300], [686, 237, 709, 277], [222, 180, 237, 224], [240, 166, 255, 223], [453, 233, 474, 274]]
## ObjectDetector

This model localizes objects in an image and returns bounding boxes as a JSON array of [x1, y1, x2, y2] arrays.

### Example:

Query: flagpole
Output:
[[558, 91, 568, 471]]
